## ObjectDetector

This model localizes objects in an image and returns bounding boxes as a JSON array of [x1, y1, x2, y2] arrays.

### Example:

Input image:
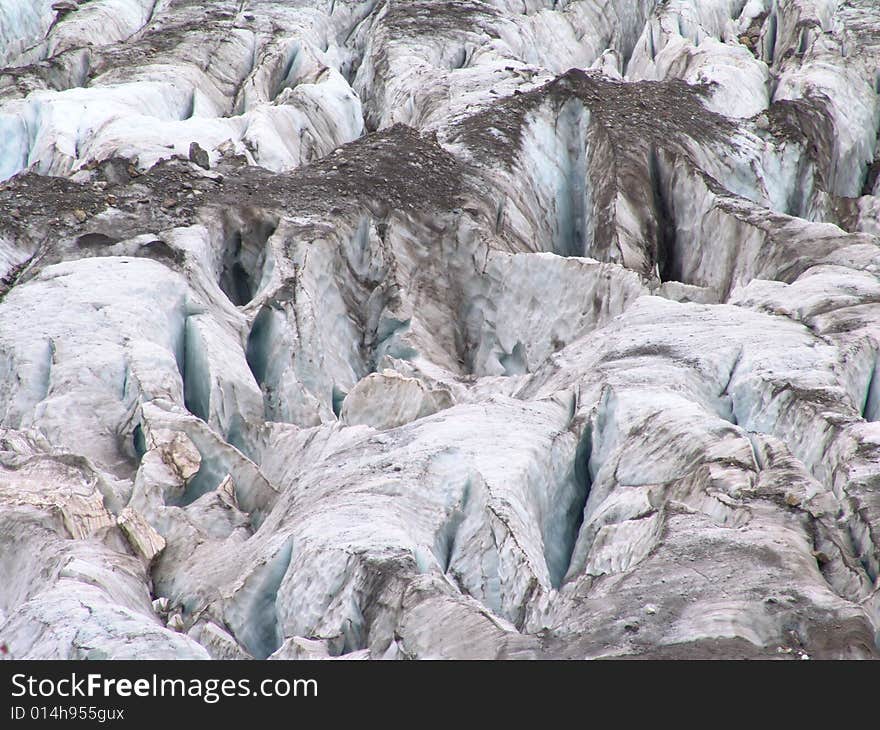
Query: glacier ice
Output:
[[1, 0, 880, 660]]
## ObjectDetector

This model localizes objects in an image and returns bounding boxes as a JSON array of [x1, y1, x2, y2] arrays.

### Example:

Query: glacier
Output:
[[0, 0, 879, 659]]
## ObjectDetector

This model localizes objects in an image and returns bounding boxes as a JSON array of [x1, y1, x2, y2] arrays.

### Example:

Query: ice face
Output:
[[0, 0, 55, 66], [1, 0, 880, 660]]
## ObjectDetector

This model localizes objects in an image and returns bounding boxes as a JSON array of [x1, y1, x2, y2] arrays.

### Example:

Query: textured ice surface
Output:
[[1, 0, 880, 659]]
